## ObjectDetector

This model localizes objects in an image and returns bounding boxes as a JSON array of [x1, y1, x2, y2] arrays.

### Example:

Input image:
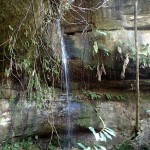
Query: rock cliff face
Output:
[[0, 96, 149, 149], [0, 97, 98, 142], [1, 0, 150, 83], [0, 0, 150, 149], [63, 0, 150, 82]]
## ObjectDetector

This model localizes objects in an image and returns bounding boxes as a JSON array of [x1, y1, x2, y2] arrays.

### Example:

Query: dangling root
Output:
[[97, 63, 106, 82], [121, 53, 129, 79]]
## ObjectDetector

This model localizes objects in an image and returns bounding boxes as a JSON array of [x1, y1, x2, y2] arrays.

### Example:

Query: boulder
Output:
[[0, 97, 98, 142]]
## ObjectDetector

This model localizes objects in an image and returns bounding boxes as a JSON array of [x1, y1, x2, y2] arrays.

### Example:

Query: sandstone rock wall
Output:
[[0, 97, 98, 142], [63, 0, 150, 81]]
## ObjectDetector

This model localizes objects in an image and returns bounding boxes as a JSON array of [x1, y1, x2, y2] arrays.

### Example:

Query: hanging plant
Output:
[[92, 38, 110, 82]]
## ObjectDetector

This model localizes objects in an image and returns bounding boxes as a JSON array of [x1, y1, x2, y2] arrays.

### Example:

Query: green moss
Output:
[[78, 118, 91, 127], [140, 93, 150, 102], [1, 138, 40, 150], [115, 140, 134, 150], [94, 9, 122, 30], [77, 103, 96, 128], [0, 0, 48, 47]]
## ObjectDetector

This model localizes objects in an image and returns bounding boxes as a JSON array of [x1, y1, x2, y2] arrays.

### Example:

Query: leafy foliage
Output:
[[104, 93, 112, 101], [93, 41, 99, 54], [1, 138, 39, 150], [115, 95, 125, 100], [82, 90, 102, 100], [91, 28, 111, 82], [84, 64, 95, 71], [3, 0, 65, 103], [77, 126, 116, 150], [5, 27, 61, 102], [92, 28, 110, 57], [82, 90, 127, 102], [98, 44, 110, 57], [93, 42, 110, 57]]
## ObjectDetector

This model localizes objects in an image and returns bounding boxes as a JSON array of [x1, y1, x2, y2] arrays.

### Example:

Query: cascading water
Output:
[[57, 19, 72, 150]]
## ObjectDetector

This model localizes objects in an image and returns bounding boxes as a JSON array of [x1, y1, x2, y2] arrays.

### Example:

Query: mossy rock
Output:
[[116, 140, 134, 150], [0, 0, 43, 45]]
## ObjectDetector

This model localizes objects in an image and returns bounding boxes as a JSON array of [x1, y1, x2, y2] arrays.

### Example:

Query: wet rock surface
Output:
[[0, 97, 98, 142], [132, 118, 150, 149], [0, 92, 149, 149]]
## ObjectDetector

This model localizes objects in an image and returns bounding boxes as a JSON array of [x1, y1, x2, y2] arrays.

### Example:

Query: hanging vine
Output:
[[0, 0, 112, 101]]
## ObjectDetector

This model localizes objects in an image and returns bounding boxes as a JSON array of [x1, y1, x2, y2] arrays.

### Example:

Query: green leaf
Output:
[[94, 133, 101, 141], [87, 147, 92, 150], [77, 143, 87, 149], [100, 132, 106, 142], [95, 144, 106, 150], [105, 93, 112, 100], [115, 95, 120, 100], [24, 30, 28, 37], [119, 95, 125, 100], [94, 146, 99, 150], [102, 130, 112, 140], [104, 128, 116, 137], [8, 25, 14, 31], [146, 109, 150, 113], [25, 41, 30, 48], [99, 146, 106, 150], [5, 69, 10, 77], [96, 30, 107, 36], [29, 25, 32, 32], [53, 69, 59, 75], [89, 127, 97, 135], [93, 41, 99, 53]]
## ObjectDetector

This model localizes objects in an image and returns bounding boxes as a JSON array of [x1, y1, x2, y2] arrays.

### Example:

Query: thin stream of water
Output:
[[57, 19, 71, 150]]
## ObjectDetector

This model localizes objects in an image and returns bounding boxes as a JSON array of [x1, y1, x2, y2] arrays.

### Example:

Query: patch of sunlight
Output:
[[0, 117, 11, 126]]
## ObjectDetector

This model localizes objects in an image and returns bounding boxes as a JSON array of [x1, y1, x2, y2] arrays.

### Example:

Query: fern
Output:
[[105, 93, 112, 101], [78, 126, 116, 150]]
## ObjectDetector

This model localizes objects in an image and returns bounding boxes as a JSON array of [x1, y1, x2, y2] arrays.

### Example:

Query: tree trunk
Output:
[[134, 0, 140, 133]]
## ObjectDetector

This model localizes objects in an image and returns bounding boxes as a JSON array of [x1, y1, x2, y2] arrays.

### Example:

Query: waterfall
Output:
[[57, 19, 71, 150]]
